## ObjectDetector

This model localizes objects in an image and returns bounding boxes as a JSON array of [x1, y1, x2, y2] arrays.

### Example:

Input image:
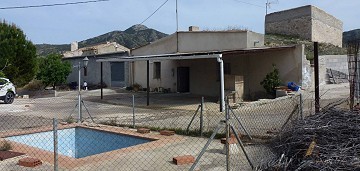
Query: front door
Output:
[[177, 67, 190, 93], [111, 62, 125, 87]]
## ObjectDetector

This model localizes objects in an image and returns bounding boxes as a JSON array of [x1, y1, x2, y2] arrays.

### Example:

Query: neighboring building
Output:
[[265, 5, 343, 47], [63, 42, 130, 88], [123, 27, 307, 100], [319, 55, 348, 84]]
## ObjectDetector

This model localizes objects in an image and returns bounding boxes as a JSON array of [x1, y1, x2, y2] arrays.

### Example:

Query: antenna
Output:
[[266, 0, 278, 15], [176, 0, 178, 32]]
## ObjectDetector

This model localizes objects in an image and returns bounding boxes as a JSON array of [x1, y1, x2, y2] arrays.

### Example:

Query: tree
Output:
[[37, 54, 71, 90], [0, 20, 38, 86]]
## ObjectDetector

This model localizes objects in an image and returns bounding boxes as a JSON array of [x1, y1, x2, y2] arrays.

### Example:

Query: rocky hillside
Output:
[[343, 29, 360, 45], [35, 24, 168, 56]]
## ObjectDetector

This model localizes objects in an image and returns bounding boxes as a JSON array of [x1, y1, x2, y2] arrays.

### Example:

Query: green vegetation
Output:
[[0, 140, 12, 151], [35, 24, 168, 56], [260, 64, 281, 96], [36, 54, 71, 90], [64, 116, 76, 124], [0, 20, 38, 86], [265, 34, 347, 60]]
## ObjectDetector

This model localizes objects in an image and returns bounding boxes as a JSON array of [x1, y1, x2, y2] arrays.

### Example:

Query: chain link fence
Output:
[[0, 86, 345, 171]]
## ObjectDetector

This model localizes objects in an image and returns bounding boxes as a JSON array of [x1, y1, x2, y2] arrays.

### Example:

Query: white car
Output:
[[0, 77, 16, 104]]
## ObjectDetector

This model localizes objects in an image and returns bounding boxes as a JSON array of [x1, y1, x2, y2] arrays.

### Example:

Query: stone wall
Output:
[[265, 5, 343, 47], [319, 55, 348, 84]]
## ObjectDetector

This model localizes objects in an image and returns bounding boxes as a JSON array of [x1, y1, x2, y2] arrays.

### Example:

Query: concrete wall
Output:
[[177, 31, 264, 52], [319, 55, 348, 84], [132, 34, 178, 56], [265, 5, 343, 47], [132, 31, 264, 56], [132, 31, 265, 93], [64, 57, 130, 88], [133, 45, 306, 100], [245, 45, 305, 99]]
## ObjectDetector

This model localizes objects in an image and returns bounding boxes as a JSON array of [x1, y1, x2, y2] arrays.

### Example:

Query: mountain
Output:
[[35, 24, 168, 56], [343, 29, 360, 45]]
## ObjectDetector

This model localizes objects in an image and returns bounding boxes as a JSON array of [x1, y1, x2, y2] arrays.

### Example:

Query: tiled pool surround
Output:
[[1, 124, 183, 169], [6, 127, 153, 158]]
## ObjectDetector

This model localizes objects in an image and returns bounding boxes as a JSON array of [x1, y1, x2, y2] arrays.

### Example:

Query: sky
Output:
[[1, 0, 359, 44]]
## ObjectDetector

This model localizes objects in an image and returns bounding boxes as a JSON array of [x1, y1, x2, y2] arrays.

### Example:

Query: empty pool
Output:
[[6, 127, 152, 158]]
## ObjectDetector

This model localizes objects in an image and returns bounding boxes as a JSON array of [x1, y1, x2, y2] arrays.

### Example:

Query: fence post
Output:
[[132, 95, 135, 128], [200, 97, 204, 137], [53, 118, 58, 171], [300, 93, 303, 119]]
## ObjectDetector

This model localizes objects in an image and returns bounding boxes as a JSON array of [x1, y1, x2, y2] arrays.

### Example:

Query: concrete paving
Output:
[[0, 84, 350, 170]]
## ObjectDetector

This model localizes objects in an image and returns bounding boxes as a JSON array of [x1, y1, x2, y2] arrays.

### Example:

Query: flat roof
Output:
[[96, 45, 296, 62]]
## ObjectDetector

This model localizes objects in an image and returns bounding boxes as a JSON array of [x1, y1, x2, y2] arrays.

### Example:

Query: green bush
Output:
[[260, 64, 281, 96], [22, 79, 45, 91], [0, 140, 12, 151]]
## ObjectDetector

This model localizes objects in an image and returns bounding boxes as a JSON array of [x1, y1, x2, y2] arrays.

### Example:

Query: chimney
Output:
[[71, 41, 78, 51], [189, 26, 200, 31]]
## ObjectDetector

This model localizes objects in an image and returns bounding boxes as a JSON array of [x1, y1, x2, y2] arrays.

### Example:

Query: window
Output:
[[153, 62, 161, 79], [0, 79, 7, 85]]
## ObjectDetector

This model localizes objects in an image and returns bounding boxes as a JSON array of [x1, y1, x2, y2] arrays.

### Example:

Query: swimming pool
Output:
[[6, 127, 152, 158]]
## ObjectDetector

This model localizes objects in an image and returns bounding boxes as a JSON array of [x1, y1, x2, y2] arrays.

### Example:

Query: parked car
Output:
[[0, 77, 16, 104]]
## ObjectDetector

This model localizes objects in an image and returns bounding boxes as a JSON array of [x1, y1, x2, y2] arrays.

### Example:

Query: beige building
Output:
[[63, 42, 130, 88], [265, 5, 343, 47], [120, 28, 308, 100]]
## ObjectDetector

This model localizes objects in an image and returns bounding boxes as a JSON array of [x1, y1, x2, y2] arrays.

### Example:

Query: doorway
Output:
[[177, 67, 190, 92]]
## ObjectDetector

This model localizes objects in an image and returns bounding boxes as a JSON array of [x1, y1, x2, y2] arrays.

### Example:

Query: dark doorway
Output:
[[177, 67, 190, 92], [111, 62, 125, 87]]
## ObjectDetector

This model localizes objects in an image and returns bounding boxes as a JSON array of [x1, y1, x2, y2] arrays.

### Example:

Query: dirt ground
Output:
[[0, 83, 351, 170]]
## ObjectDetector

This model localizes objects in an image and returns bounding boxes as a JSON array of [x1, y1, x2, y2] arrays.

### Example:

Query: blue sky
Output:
[[1, 0, 359, 44]]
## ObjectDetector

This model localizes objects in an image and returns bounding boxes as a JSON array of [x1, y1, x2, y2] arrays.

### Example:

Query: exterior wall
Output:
[[131, 34, 178, 56], [265, 5, 343, 47], [132, 31, 264, 56], [319, 55, 348, 84], [245, 45, 305, 99], [178, 31, 264, 53], [64, 57, 130, 88], [132, 31, 265, 93], [178, 59, 220, 96], [311, 7, 343, 47]]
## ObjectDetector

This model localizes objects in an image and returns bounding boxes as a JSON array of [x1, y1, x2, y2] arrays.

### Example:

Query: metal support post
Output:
[[78, 62, 82, 123], [217, 55, 225, 112], [189, 121, 224, 171], [132, 95, 135, 128], [147, 60, 150, 106], [314, 42, 320, 113], [225, 104, 230, 171], [200, 97, 204, 137], [101, 62, 103, 99], [299, 93, 303, 119], [53, 118, 58, 171]]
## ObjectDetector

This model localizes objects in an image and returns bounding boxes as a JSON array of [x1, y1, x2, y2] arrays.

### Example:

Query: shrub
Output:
[[0, 140, 12, 151], [22, 79, 45, 91], [260, 64, 281, 96]]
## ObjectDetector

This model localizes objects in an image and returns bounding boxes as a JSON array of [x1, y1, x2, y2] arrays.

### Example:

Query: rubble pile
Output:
[[258, 107, 360, 170]]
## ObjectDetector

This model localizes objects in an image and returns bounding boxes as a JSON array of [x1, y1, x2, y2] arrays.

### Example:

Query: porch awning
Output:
[[95, 45, 296, 62], [96, 52, 221, 62]]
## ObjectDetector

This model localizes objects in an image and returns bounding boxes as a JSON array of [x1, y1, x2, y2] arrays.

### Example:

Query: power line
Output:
[[0, 0, 109, 10], [140, 0, 169, 25], [232, 0, 265, 8]]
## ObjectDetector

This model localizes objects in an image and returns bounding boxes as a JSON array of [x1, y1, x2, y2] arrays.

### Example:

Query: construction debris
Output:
[[257, 107, 360, 170]]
